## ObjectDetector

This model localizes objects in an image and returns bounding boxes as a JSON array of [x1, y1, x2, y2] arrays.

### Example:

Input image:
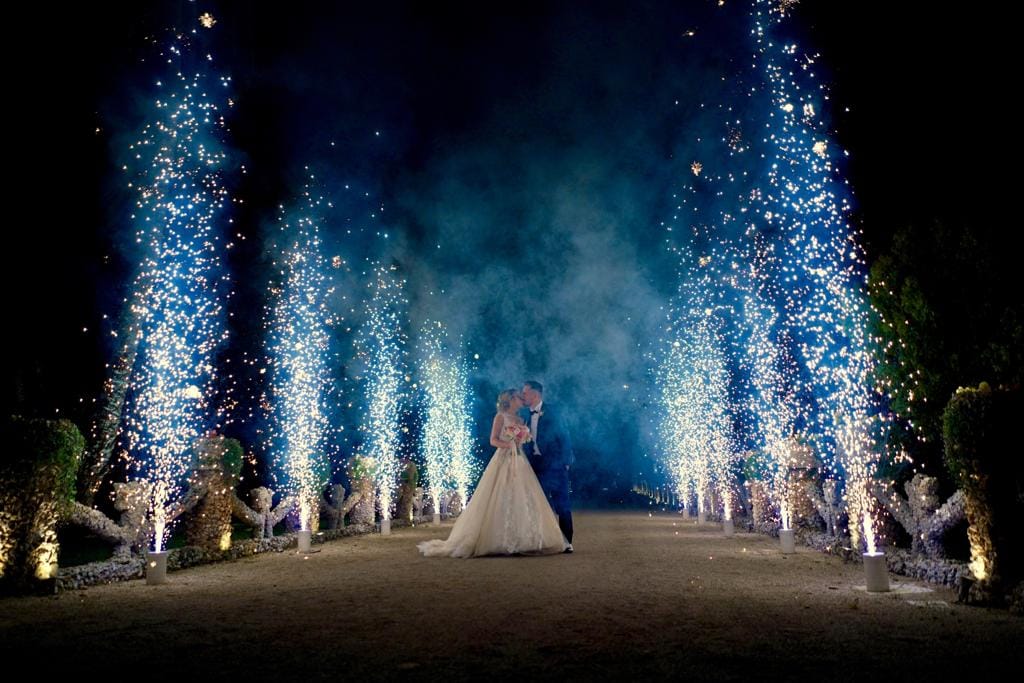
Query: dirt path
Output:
[[2, 510, 1020, 680]]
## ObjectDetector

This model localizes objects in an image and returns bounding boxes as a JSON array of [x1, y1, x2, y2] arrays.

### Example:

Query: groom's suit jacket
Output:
[[520, 403, 574, 480]]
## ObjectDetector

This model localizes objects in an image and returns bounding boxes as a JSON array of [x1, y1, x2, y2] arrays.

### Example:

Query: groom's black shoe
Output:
[[563, 544, 574, 554]]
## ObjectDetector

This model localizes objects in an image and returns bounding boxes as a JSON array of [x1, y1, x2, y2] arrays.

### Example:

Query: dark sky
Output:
[[42, 1, 1013, 238], [9, 1, 1014, 495]]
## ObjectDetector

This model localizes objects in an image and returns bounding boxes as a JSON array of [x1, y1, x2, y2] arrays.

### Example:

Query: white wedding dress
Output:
[[417, 413, 568, 557]]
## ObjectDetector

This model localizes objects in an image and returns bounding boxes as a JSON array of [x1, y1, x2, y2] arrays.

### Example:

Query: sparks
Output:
[[264, 178, 337, 532], [418, 322, 478, 514], [122, 36, 234, 552], [357, 264, 410, 523]]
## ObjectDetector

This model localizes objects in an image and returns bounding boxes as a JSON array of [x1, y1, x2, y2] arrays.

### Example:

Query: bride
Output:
[[417, 389, 568, 557]]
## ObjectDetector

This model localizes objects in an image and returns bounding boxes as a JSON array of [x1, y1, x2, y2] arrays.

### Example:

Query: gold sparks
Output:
[[803, 103, 816, 119], [781, 102, 795, 113], [691, 161, 703, 176], [699, 255, 712, 267], [778, 0, 800, 14], [813, 141, 828, 158], [331, 255, 343, 269], [727, 127, 744, 152], [420, 324, 476, 515], [199, 13, 216, 29]]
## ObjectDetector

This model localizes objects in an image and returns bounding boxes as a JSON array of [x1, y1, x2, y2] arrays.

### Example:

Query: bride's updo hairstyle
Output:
[[496, 389, 518, 413]]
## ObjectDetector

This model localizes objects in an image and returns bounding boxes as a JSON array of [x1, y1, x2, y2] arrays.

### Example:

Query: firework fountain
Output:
[[357, 264, 410, 534], [741, 252, 806, 552], [264, 175, 337, 553], [752, 0, 886, 575], [656, 256, 737, 529], [418, 321, 477, 524], [120, 28, 233, 580]]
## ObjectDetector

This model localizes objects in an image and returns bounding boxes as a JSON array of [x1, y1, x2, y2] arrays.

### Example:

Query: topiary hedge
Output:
[[943, 383, 1023, 605], [0, 416, 85, 594]]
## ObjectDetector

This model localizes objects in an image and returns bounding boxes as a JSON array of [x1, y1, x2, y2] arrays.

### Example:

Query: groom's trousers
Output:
[[542, 469, 573, 543]]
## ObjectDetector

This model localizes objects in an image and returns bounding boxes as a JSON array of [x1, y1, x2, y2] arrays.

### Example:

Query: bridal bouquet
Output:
[[503, 423, 532, 445]]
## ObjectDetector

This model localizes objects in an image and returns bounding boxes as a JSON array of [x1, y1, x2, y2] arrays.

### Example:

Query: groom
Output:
[[520, 380, 574, 552]]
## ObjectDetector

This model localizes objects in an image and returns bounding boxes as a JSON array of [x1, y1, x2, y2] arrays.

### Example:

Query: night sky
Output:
[[8, 1, 1013, 499]]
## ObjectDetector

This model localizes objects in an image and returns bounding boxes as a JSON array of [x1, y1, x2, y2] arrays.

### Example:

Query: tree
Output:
[[869, 220, 1024, 482]]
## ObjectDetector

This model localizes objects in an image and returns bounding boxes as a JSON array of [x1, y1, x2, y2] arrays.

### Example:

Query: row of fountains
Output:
[[65, 30, 484, 584], [642, 0, 923, 595]]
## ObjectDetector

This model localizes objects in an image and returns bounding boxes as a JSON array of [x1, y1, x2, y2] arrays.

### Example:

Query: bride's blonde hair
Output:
[[496, 389, 518, 413]]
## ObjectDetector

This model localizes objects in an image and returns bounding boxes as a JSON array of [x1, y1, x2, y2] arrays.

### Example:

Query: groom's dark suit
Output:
[[520, 402, 574, 543]]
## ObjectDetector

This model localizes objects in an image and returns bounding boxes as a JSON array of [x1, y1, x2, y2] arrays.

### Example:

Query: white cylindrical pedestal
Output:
[[146, 551, 169, 585], [779, 528, 796, 554], [381, 518, 391, 535], [723, 519, 734, 536], [297, 529, 311, 553], [681, 506, 690, 520], [697, 511, 706, 524], [433, 512, 441, 526], [864, 552, 890, 592]]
